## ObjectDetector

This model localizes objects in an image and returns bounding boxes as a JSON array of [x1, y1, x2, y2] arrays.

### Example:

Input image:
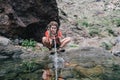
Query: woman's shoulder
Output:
[[45, 30, 50, 36], [45, 30, 49, 33]]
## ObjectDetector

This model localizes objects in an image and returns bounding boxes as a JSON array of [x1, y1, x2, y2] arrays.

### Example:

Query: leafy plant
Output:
[[113, 19, 120, 27], [77, 19, 90, 28], [69, 44, 79, 48], [106, 28, 116, 36], [21, 60, 38, 72], [101, 42, 113, 50], [82, 21, 89, 27], [21, 39, 37, 48], [89, 28, 100, 37]]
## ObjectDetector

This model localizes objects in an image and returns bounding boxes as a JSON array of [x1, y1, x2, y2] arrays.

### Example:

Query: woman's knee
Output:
[[66, 37, 71, 42], [42, 37, 46, 43]]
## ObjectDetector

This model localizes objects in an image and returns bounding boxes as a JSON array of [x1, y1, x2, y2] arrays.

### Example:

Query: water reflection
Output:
[[0, 58, 43, 80]]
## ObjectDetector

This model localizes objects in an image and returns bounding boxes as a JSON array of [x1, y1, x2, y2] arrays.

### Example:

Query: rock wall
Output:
[[0, 0, 59, 42]]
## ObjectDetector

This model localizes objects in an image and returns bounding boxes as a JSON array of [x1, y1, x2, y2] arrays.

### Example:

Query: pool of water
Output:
[[0, 58, 43, 80], [1, 57, 120, 80]]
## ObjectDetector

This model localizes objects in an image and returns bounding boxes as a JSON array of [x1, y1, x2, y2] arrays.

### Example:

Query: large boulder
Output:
[[0, 36, 23, 59], [0, 36, 11, 46], [0, 0, 59, 42]]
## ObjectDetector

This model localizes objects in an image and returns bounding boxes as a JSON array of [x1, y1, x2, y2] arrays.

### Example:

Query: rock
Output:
[[0, 0, 59, 42], [0, 36, 11, 46], [113, 51, 120, 57], [0, 14, 10, 25], [12, 49, 23, 58], [111, 42, 120, 54], [116, 36, 120, 43], [35, 43, 43, 50], [64, 47, 114, 67], [0, 69, 7, 77], [0, 43, 23, 59], [74, 65, 104, 77], [0, 55, 9, 59]]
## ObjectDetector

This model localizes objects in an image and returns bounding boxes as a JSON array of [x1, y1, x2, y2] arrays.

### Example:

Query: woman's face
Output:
[[50, 25, 57, 34]]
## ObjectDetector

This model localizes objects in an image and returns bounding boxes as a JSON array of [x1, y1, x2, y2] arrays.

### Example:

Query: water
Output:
[[1, 53, 120, 80], [0, 58, 22, 80], [53, 39, 65, 80], [53, 39, 58, 80], [0, 58, 44, 80], [0, 58, 22, 69]]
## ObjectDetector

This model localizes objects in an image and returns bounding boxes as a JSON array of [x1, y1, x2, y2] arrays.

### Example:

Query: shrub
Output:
[[101, 42, 113, 50], [21, 39, 37, 48], [113, 19, 120, 27], [21, 60, 38, 72], [106, 28, 116, 36], [77, 19, 90, 28], [89, 29, 99, 37], [82, 21, 89, 27], [69, 44, 79, 48]]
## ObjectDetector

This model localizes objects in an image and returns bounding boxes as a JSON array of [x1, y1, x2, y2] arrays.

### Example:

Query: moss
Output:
[[100, 64, 120, 80], [73, 65, 104, 79]]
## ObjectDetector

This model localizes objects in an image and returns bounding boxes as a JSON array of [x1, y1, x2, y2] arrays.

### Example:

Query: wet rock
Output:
[[0, 37, 23, 58], [64, 47, 114, 67], [74, 65, 104, 76], [0, 44, 23, 59], [0, 55, 9, 59]]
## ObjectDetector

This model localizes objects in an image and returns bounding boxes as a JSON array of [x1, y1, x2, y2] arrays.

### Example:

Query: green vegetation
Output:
[[114, 19, 120, 27], [76, 16, 119, 37], [101, 42, 113, 50], [69, 44, 79, 48], [82, 21, 89, 27], [21, 39, 37, 48], [77, 19, 90, 28], [71, 64, 120, 80], [101, 18, 111, 27], [41, 47, 49, 51], [72, 65, 103, 80], [100, 64, 120, 80], [89, 28, 100, 37], [106, 28, 116, 36], [21, 60, 39, 72], [72, 69, 85, 79]]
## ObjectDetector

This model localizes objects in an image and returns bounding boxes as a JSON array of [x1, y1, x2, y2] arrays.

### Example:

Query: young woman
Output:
[[42, 21, 71, 52]]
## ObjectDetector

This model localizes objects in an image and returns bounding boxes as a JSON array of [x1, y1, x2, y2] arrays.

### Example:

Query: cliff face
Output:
[[0, 0, 59, 42], [57, 0, 120, 45]]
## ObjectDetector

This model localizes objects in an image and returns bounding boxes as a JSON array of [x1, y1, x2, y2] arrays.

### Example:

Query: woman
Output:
[[42, 21, 71, 52]]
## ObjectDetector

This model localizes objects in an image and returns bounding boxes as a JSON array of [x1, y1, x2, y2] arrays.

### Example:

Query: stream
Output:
[[0, 48, 120, 80]]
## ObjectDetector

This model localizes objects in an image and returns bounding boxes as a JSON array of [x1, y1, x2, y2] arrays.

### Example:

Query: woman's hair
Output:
[[47, 21, 59, 31]]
